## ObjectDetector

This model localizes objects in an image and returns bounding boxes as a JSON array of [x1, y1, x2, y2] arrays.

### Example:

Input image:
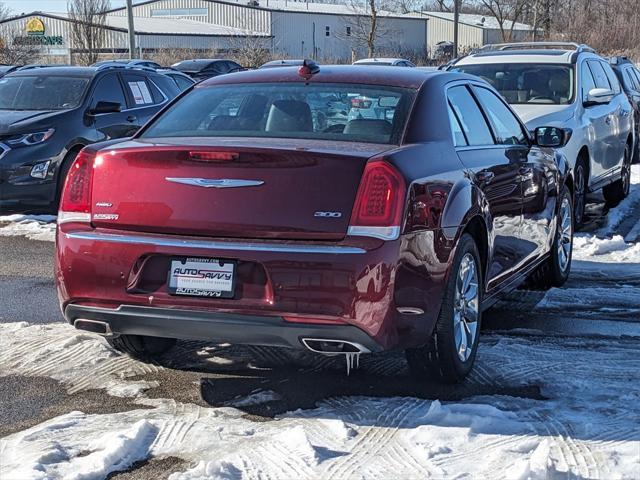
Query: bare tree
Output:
[[475, 0, 529, 41], [68, 0, 110, 65], [0, 26, 41, 64], [0, 2, 9, 20], [340, 0, 396, 58]]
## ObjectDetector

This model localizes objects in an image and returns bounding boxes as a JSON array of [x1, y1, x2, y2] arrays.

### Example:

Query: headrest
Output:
[[265, 100, 313, 132]]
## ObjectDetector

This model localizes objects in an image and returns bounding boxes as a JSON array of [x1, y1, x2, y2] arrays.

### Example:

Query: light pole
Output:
[[126, 0, 136, 59], [453, 0, 460, 58]]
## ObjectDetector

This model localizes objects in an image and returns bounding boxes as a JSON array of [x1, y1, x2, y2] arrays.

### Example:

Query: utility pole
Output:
[[453, 0, 459, 58], [126, 0, 136, 59]]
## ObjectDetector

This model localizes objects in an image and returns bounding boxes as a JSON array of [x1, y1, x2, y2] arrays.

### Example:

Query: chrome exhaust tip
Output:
[[301, 338, 370, 355], [73, 319, 112, 336]]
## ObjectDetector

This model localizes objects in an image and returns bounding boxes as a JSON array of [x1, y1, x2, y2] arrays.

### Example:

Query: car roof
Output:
[[260, 59, 305, 68], [8, 66, 98, 77], [200, 65, 472, 89]]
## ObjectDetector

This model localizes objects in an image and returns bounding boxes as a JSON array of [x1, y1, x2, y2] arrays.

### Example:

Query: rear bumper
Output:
[[64, 303, 383, 352]]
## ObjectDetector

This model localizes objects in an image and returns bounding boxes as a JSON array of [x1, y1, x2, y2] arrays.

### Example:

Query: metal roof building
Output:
[[0, 10, 271, 60], [106, 0, 429, 60], [417, 11, 535, 54]]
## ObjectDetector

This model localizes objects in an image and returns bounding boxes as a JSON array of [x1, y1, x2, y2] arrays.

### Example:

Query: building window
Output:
[[151, 8, 208, 17], [346, 26, 351, 36], [325, 26, 330, 37]]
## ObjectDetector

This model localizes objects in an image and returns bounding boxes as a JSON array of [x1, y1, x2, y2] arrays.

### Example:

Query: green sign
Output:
[[14, 36, 64, 46]]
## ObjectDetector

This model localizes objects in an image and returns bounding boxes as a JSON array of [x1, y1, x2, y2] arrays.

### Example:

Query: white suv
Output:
[[451, 42, 635, 224]]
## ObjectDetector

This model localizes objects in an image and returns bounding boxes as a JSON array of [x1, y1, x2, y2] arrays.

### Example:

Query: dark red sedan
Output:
[[56, 64, 574, 383]]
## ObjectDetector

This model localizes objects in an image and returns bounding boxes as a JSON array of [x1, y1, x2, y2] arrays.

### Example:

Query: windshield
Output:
[[141, 83, 415, 145], [452, 63, 575, 105], [0, 75, 90, 110]]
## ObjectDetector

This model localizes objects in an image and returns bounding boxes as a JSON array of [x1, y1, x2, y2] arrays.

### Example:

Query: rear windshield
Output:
[[452, 63, 575, 105], [0, 75, 90, 110], [140, 82, 415, 144]]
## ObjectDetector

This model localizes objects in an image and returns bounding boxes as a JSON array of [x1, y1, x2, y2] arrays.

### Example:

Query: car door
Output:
[[89, 72, 137, 141], [602, 61, 631, 173], [447, 84, 524, 290], [585, 60, 621, 181], [121, 73, 167, 128], [473, 85, 556, 265]]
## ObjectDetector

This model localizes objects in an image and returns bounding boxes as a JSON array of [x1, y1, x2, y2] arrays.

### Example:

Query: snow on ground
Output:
[[1, 321, 639, 479], [0, 214, 56, 242]]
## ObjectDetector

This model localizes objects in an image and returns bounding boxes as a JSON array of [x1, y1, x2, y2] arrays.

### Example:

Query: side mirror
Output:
[[535, 126, 571, 148], [583, 87, 614, 107], [89, 101, 121, 115]]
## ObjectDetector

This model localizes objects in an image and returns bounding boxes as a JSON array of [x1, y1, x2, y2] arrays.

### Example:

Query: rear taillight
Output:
[[188, 151, 239, 162], [58, 149, 96, 224], [348, 160, 406, 240]]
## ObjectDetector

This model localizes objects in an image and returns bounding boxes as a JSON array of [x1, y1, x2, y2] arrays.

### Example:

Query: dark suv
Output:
[[610, 56, 640, 163], [0, 65, 181, 212], [171, 59, 244, 81]]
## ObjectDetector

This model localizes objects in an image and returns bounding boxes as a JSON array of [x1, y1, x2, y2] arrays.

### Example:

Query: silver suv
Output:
[[451, 42, 635, 224]]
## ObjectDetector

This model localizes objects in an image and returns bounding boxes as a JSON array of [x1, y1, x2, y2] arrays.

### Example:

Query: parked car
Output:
[[171, 59, 244, 81], [0, 65, 180, 212], [353, 58, 416, 67], [609, 56, 640, 163], [57, 65, 574, 384], [92, 59, 163, 70], [451, 42, 634, 221], [0, 65, 20, 79], [157, 68, 196, 91]]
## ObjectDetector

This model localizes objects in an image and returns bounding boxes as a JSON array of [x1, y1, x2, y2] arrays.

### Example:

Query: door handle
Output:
[[476, 171, 494, 184], [126, 115, 137, 123]]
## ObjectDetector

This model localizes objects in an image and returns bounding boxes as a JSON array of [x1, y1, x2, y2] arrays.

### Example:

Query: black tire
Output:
[[573, 157, 588, 226], [603, 144, 631, 207], [106, 334, 176, 360], [632, 138, 639, 165], [526, 186, 573, 290], [405, 233, 482, 384]]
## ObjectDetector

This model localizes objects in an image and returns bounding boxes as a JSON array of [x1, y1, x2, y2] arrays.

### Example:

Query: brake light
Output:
[[189, 151, 239, 162], [58, 149, 96, 224], [348, 160, 405, 240]]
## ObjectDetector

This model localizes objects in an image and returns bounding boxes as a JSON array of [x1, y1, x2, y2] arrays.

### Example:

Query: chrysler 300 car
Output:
[[56, 63, 574, 383]]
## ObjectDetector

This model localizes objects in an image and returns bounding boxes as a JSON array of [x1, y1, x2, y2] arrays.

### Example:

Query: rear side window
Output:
[[473, 87, 527, 146], [447, 103, 467, 146], [623, 69, 638, 90], [587, 61, 611, 90], [92, 73, 127, 108], [140, 83, 415, 145], [122, 73, 159, 106], [447, 86, 494, 146], [173, 75, 194, 91]]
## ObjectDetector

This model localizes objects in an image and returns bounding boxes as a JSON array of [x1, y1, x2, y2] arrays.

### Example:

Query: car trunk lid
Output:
[[90, 138, 392, 240]]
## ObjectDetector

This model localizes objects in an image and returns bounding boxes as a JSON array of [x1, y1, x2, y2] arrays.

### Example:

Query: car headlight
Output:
[[7, 128, 55, 146]]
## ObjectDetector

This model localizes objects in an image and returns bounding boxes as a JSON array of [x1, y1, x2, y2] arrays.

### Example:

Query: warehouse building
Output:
[[0, 1, 429, 63], [419, 11, 536, 54]]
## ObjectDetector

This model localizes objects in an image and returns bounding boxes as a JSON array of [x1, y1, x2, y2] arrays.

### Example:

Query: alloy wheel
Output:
[[453, 253, 479, 362], [557, 195, 573, 273]]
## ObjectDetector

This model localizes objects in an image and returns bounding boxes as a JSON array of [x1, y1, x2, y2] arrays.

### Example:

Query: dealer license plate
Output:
[[168, 257, 235, 298]]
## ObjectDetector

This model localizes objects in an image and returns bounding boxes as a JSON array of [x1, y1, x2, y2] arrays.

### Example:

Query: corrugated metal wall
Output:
[[271, 12, 427, 61], [110, 0, 272, 33], [483, 29, 532, 44], [425, 16, 484, 52]]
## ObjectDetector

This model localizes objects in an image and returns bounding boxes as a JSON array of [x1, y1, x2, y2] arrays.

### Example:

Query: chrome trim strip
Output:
[[64, 231, 367, 254], [0, 142, 10, 160], [165, 177, 264, 188], [347, 226, 400, 241]]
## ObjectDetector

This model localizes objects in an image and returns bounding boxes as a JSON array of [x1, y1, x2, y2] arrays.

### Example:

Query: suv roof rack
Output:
[[479, 42, 596, 54], [16, 64, 66, 71], [608, 55, 631, 65], [95, 63, 157, 73]]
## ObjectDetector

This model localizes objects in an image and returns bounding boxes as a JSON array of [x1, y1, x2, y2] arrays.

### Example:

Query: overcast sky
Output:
[[3, 0, 129, 14]]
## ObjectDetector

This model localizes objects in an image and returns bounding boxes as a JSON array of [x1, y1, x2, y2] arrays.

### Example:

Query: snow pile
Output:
[[0, 214, 56, 242], [1, 321, 638, 479]]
